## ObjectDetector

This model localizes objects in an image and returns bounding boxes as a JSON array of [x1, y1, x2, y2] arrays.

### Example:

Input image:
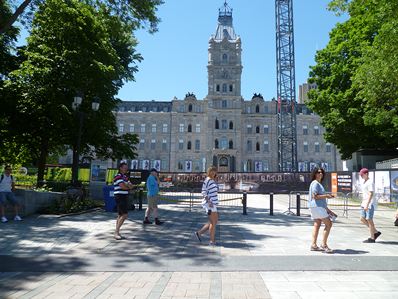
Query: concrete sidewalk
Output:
[[0, 194, 397, 298]]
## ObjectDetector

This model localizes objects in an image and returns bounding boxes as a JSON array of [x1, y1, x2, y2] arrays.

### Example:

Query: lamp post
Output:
[[71, 94, 100, 186]]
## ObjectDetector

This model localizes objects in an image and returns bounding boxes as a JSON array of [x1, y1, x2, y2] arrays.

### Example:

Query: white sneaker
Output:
[[1, 216, 8, 223], [14, 215, 22, 221]]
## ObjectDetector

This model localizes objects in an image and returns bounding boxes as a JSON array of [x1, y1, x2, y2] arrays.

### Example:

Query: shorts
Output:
[[360, 205, 375, 220], [115, 194, 128, 216], [147, 195, 159, 209], [202, 203, 218, 214], [0, 192, 19, 206], [309, 206, 328, 220]]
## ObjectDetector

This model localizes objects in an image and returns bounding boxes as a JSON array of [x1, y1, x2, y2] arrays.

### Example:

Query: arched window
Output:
[[256, 105, 260, 113], [188, 104, 193, 112], [229, 121, 233, 130], [188, 124, 192, 132], [256, 126, 260, 134], [215, 139, 219, 149], [229, 84, 233, 92], [187, 141, 192, 150], [222, 53, 228, 62], [229, 140, 233, 149], [219, 157, 228, 166], [216, 84, 220, 92], [215, 118, 219, 129], [256, 142, 260, 151]]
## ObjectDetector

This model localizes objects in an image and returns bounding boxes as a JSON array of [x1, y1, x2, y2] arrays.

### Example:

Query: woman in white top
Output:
[[195, 166, 219, 246]]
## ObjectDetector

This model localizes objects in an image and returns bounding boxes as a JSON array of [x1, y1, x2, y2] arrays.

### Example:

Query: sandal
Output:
[[310, 245, 323, 251], [320, 245, 333, 254], [114, 234, 122, 240]]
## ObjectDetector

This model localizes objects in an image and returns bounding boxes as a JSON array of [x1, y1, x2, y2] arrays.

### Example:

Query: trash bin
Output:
[[103, 185, 116, 212]]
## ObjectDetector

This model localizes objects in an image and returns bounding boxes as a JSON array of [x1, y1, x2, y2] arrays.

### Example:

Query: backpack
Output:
[[0, 174, 13, 184]]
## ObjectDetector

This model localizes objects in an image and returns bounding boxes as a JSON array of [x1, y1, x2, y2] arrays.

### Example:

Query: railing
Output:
[[289, 191, 397, 217]]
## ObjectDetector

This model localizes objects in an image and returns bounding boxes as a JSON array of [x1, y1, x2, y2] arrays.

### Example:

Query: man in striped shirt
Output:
[[113, 162, 134, 240]]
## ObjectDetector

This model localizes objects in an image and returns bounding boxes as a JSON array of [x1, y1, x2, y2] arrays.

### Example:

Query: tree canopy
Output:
[[1, 0, 162, 182], [307, 0, 398, 159]]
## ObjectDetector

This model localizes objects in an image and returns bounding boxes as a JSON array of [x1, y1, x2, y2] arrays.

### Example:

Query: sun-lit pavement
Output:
[[0, 194, 397, 298]]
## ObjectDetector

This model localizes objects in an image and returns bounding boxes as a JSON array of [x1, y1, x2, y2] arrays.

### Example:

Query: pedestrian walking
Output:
[[0, 165, 22, 223], [195, 166, 219, 246], [359, 168, 381, 243], [113, 162, 134, 240], [308, 167, 335, 253], [394, 208, 398, 226], [143, 168, 163, 225]]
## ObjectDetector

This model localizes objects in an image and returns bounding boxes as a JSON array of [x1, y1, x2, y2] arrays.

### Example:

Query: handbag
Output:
[[394, 218, 398, 226]]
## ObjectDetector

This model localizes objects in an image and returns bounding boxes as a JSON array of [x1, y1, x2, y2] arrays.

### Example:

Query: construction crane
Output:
[[275, 0, 297, 172]]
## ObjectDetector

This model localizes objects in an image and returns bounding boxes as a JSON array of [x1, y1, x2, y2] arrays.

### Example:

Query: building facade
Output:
[[114, 3, 342, 173]]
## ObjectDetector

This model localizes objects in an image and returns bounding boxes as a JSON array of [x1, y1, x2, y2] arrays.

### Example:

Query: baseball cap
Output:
[[359, 168, 369, 175]]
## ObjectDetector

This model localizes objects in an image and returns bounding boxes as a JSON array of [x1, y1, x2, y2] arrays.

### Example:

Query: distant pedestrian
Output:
[[359, 168, 381, 243], [113, 162, 134, 240], [143, 168, 163, 225], [0, 165, 22, 223], [394, 208, 398, 226], [308, 167, 335, 253], [195, 166, 219, 246]]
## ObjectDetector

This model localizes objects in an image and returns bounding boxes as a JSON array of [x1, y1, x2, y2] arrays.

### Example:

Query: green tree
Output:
[[307, 0, 397, 159], [0, 0, 163, 35], [5, 0, 140, 184]]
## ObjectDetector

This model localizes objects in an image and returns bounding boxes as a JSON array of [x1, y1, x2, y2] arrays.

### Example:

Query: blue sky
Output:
[[116, 0, 345, 102]]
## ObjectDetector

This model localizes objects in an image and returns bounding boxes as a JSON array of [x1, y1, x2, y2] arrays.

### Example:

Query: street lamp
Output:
[[71, 93, 100, 186]]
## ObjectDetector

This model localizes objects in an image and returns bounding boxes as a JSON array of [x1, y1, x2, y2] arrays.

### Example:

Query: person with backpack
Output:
[[0, 165, 22, 223]]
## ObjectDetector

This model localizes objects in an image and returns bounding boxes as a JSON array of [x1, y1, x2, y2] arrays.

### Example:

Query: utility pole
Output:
[[275, 0, 297, 172]]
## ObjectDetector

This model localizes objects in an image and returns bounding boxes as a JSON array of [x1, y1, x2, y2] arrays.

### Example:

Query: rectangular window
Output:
[[162, 139, 167, 151], [314, 126, 320, 135], [178, 139, 184, 150], [222, 100, 227, 108], [140, 124, 145, 133], [139, 139, 145, 150], [247, 140, 252, 152], [263, 160, 269, 171], [129, 124, 134, 132], [179, 124, 184, 133], [163, 124, 168, 133], [303, 141, 308, 153], [247, 125, 252, 134], [195, 140, 200, 150], [326, 143, 331, 153], [303, 125, 308, 135], [151, 124, 156, 133], [263, 141, 269, 152], [315, 142, 320, 153], [263, 125, 269, 134], [150, 139, 156, 150], [195, 124, 200, 133], [221, 120, 227, 129], [118, 123, 124, 133]]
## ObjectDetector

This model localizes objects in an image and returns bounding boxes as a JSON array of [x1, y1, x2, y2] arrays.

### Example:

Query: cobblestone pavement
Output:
[[0, 194, 397, 298]]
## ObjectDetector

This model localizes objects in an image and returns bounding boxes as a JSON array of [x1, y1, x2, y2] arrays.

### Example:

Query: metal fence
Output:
[[288, 191, 397, 217]]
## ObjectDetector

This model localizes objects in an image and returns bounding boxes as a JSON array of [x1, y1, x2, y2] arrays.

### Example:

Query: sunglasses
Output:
[[317, 171, 323, 174]]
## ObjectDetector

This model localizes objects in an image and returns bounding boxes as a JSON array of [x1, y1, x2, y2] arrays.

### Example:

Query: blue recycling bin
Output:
[[103, 185, 116, 212]]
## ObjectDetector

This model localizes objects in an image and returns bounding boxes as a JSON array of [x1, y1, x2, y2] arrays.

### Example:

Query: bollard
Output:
[[242, 192, 247, 215], [138, 188, 143, 211], [269, 192, 274, 216], [296, 193, 301, 216]]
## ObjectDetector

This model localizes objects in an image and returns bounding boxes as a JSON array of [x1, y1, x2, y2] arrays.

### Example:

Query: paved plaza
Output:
[[0, 194, 397, 298]]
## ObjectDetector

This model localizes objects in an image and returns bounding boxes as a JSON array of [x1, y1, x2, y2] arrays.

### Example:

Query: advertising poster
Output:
[[131, 160, 138, 170], [336, 172, 352, 193], [352, 171, 374, 196], [255, 161, 263, 172], [331, 172, 337, 193], [321, 162, 329, 172], [152, 160, 161, 172], [142, 160, 150, 170], [309, 162, 317, 171], [390, 170, 398, 203], [90, 160, 107, 182], [185, 160, 192, 172], [298, 162, 307, 172], [374, 171, 390, 203]]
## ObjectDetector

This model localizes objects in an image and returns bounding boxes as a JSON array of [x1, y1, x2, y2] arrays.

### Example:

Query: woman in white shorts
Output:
[[195, 166, 219, 246], [308, 167, 335, 253]]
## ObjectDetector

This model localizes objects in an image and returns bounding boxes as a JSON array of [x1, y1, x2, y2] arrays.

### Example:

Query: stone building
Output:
[[113, 3, 342, 173]]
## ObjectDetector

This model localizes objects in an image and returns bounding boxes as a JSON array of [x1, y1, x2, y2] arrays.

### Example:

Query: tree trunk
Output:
[[36, 138, 48, 187], [0, 0, 33, 35]]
